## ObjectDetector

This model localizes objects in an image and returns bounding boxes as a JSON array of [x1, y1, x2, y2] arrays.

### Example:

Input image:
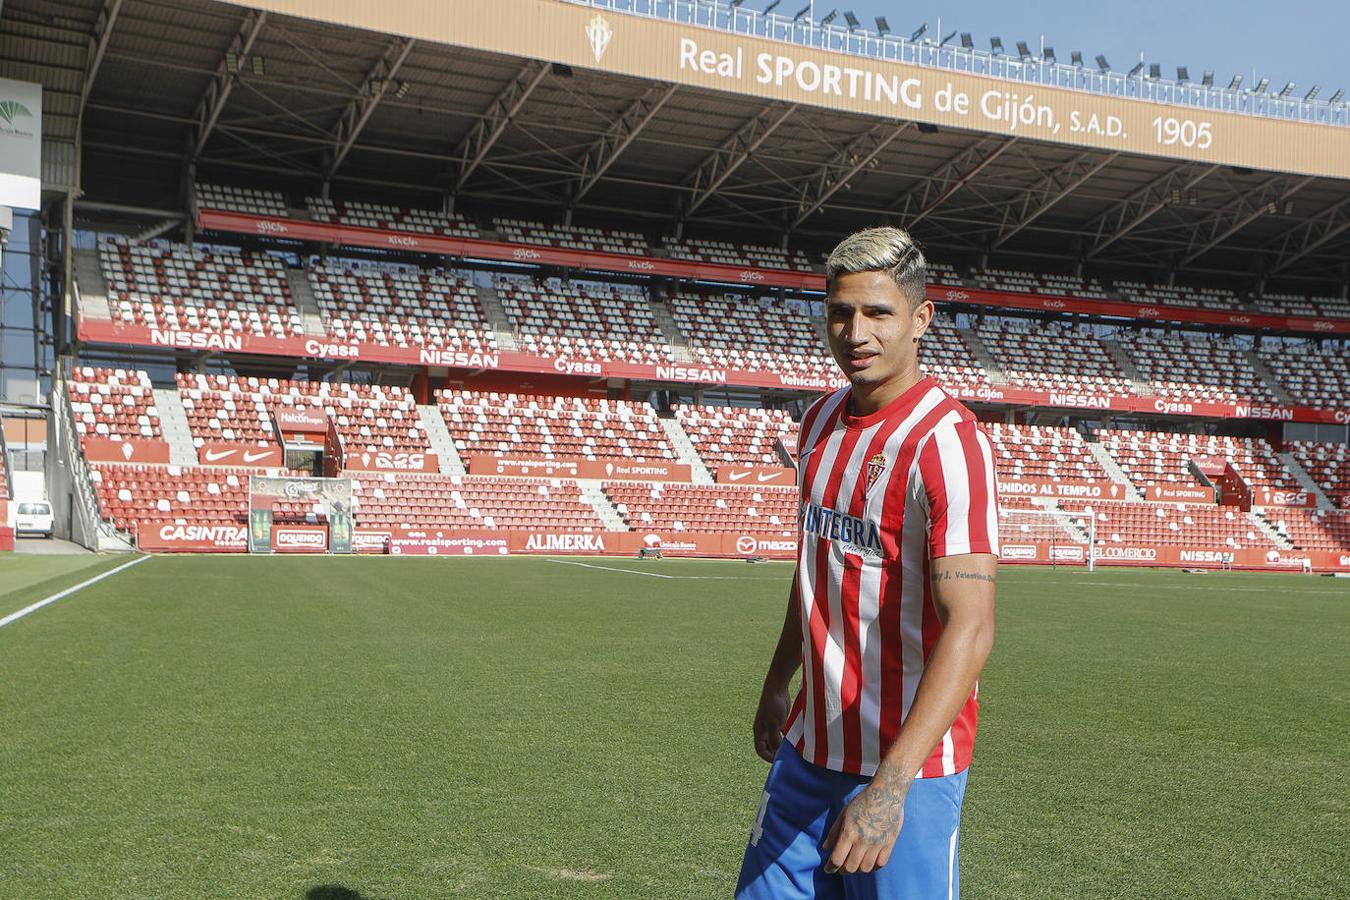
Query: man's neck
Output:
[[849, 369, 923, 417]]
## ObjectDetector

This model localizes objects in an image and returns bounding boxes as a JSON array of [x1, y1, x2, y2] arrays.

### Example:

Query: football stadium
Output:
[[1, 0, 1348, 896]]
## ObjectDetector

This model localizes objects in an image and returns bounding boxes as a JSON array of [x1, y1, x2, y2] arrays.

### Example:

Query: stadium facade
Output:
[[0, 0, 1346, 569]]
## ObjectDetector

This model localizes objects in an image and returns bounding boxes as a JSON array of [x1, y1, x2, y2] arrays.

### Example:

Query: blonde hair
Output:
[[825, 226, 927, 306]]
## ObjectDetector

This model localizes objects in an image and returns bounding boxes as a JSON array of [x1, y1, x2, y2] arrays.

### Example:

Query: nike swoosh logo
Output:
[[204, 449, 234, 461], [758, 472, 786, 482], [243, 450, 273, 462], [728, 470, 752, 481]]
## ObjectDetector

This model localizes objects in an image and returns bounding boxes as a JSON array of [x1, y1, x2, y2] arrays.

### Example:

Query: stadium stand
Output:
[[68, 367, 162, 444], [975, 318, 1135, 396], [194, 183, 289, 217], [666, 238, 815, 270], [979, 268, 1111, 300], [1258, 342, 1350, 408], [1066, 500, 1270, 550], [492, 217, 647, 255], [603, 481, 797, 533], [921, 315, 993, 394], [99, 238, 302, 339], [1112, 280, 1242, 312], [668, 291, 834, 381], [1117, 331, 1280, 404], [1263, 508, 1350, 551], [1098, 429, 1299, 492], [438, 391, 675, 463], [89, 464, 310, 532], [1287, 441, 1350, 507], [351, 474, 604, 531], [497, 277, 673, 365], [985, 424, 1110, 483], [306, 196, 479, 238], [672, 405, 795, 467], [308, 262, 497, 355]]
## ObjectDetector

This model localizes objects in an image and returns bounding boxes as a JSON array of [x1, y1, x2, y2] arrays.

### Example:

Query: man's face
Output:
[[825, 270, 933, 388]]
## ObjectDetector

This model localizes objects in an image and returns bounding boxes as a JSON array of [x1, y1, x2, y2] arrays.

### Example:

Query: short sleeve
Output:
[[917, 419, 1000, 558]]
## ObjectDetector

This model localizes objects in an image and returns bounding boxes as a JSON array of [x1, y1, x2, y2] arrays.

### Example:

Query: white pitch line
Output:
[[0, 555, 151, 630], [544, 559, 781, 580], [1059, 579, 1346, 595]]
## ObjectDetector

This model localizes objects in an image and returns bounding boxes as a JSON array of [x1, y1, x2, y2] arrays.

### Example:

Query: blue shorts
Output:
[[736, 741, 969, 899]]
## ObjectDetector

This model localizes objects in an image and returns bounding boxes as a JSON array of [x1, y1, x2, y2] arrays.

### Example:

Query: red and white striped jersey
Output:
[[783, 376, 999, 779]]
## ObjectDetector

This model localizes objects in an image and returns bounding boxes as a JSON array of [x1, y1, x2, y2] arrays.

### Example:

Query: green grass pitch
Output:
[[1, 555, 1346, 898]]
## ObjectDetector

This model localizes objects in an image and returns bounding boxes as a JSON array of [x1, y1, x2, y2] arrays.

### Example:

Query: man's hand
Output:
[[752, 682, 791, 763], [822, 767, 912, 875]]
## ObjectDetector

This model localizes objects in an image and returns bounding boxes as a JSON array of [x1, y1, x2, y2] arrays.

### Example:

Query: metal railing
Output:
[[564, 0, 1349, 128]]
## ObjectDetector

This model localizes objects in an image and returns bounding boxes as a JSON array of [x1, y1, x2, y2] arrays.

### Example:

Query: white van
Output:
[[15, 500, 54, 538]]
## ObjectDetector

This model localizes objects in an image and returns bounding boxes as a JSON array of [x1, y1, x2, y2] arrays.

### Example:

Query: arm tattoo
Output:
[[930, 569, 995, 583]]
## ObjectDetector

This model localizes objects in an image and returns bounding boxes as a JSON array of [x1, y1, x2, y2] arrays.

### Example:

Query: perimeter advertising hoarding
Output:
[[231, 0, 1350, 179], [0, 77, 40, 210]]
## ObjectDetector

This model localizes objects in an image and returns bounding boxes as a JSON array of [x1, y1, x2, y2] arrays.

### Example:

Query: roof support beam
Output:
[[79, 0, 123, 120], [1268, 195, 1350, 274], [1178, 175, 1314, 266], [454, 59, 551, 192], [572, 83, 678, 204], [190, 9, 267, 162], [791, 122, 911, 229], [682, 103, 797, 219], [326, 37, 414, 178], [895, 136, 1015, 228], [989, 150, 1119, 249], [1081, 164, 1218, 259]]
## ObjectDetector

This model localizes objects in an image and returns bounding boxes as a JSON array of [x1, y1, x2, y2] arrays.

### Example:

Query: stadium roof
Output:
[[6, 0, 1350, 289]]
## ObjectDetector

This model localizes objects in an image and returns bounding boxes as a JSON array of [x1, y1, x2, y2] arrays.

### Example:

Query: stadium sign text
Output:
[[150, 329, 243, 351], [1050, 392, 1111, 409], [655, 365, 728, 383], [304, 338, 360, 359], [553, 356, 604, 376], [418, 348, 499, 368], [524, 533, 607, 552], [1233, 404, 1294, 421]]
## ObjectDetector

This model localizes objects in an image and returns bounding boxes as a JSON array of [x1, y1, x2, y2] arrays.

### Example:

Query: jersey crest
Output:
[[864, 452, 888, 494]]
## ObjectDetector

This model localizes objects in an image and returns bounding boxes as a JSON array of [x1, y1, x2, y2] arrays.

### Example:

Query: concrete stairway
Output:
[[659, 416, 714, 485], [578, 479, 630, 531], [152, 387, 199, 467], [1248, 509, 1296, 550], [649, 297, 695, 363], [475, 285, 519, 351], [956, 328, 1006, 383], [285, 269, 325, 336], [1243, 350, 1297, 405], [1085, 441, 1142, 500], [418, 404, 466, 476], [1277, 451, 1336, 510], [1100, 340, 1154, 396], [73, 249, 111, 320]]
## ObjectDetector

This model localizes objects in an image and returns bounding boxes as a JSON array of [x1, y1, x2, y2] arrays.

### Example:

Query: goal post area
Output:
[[247, 475, 354, 554], [998, 505, 1097, 571]]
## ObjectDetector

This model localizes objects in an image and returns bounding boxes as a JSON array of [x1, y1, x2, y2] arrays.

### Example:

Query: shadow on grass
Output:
[[306, 886, 377, 900]]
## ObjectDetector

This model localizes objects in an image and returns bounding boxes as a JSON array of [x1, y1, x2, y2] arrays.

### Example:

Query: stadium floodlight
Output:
[[792, 4, 810, 21], [1304, 84, 1320, 101], [1331, 89, 1345, 103], [1202, 70, 1214, 86], [1254, 77, 1270, 93], [1128, 61, 1144, 77], [1096, 55, 1110, 72], [1278, 81, 1295, 98], [960, 32, 974, 49], [875, 16, 890, 33], [1043, 46, 1056, 62], [393, 80, 410, 99], [844, 11, 860, 29], [1228, 74, 1242, 89], [1148, 63, 1161, 79], [1071, 50, 1083, 66], [1176, 66, 1189, 82], [250, 56, 265, 77], [941, 30, 958, 46], [1016, 40, 1031, 60], [911, 23, 927, 41], [763, 0, 781, 13], [819, 8, 838, 26], [990, 36, 1004, 54]]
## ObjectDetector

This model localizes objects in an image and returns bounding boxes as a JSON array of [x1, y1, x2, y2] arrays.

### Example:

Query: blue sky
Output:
[[791, 0, 1349, 98]]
